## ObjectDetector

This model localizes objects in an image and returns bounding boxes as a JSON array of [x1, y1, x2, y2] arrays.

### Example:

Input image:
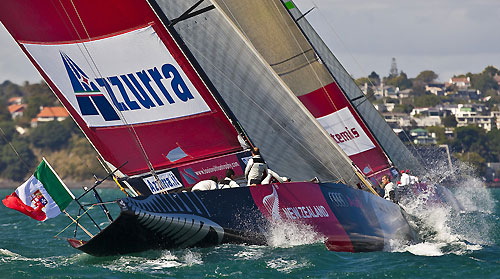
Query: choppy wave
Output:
[[85, 249, 204, 274], [266, 257, 311, 273]]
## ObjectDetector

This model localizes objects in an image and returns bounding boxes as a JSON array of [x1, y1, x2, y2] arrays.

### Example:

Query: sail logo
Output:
[[332, 126, 360, 144], [61, 52, 120, 121], [61, 51, 200, 123], [317, 107, 376, 156], [22, 25, 211, 127]]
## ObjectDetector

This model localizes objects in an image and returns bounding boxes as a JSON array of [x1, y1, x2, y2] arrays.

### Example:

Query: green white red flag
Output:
[[2, 158, 74, 221]]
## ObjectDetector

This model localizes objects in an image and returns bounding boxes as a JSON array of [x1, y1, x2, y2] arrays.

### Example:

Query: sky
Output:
[[0, 0, 499, 84]]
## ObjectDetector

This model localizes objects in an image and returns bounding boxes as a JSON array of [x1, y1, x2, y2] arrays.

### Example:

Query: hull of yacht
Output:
[[68, 182, 414, 256]]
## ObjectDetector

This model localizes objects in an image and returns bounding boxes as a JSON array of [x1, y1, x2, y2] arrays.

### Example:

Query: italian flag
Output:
[[2, 158, 74, 221]]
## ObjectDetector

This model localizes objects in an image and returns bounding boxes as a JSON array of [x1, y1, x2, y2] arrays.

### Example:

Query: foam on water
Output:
[[405, 242, 445, 256], [97, 249, 203, 274], [0, 248, 20, 258], [266, 257, 310, 273], [234, 245, 265, 260], [265, 218, 325, 248], [395, 156, 497, 256]]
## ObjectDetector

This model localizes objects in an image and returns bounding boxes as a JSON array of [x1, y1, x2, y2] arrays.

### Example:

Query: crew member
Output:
[[261, 169, 288, 184], [191, 176, 218, 191], [408, 170, 419, 184], [244, 147, 268, 186], [381, 174, 397, 203], [399, 170, 410, 186], [219, 169, 240, 189]]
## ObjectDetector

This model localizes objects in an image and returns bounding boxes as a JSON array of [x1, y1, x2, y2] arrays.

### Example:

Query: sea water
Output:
[[0, 185, 498, 279]]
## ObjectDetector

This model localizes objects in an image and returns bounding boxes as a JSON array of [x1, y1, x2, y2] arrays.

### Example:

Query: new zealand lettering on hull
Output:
[[0, 0, 423, 256]]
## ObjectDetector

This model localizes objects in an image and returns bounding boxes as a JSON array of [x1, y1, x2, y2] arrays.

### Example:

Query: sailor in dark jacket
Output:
[[219, 169, 240, 189], [244, 147, 268, 185]]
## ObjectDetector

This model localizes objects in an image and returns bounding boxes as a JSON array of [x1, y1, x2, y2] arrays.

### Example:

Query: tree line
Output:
[[0, 81, 105, 182]]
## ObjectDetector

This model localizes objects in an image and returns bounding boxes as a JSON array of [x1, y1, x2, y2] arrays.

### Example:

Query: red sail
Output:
[[1, 0, 242, 176], [298, 83, 392, 178]]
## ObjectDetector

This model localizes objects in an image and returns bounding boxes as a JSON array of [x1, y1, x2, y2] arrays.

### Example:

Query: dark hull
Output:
[[69, 182, 414, 256]]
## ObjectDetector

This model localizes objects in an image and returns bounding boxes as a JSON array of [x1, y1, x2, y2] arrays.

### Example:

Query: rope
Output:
[[308, 0, 378, 90], [0, 127, 32, 173], [270, 1, 382, 176], [57, 0, 162, 187], [54, 205, 96, 238], [306, 1, 422, 169]]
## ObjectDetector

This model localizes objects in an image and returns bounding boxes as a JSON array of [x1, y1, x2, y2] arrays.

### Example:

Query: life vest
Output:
[[219, 179, 230, 185]]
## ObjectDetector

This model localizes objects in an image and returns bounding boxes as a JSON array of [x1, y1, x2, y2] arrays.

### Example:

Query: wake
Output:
[[390, 159, 496, 256]]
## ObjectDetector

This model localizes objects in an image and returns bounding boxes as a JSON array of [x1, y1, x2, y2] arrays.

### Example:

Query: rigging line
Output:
[[396, 119, 427, 166], [66, 0, 156, 174], [158, 1, 253, 147], [54, 204, 96, 238], [312, 1, 375, 111], [280, 2, 400, 174], [61, 0, 159, 182], [217, 0, 362, 186], [305, 1, 406, 169], [49, 1, 122, 177], [290, 3, 398, 170], [183, 42, 348, 183], [309, 0, 378, 90], [0, 127, 32, 173], [216, 1, 345, 180], [218, 0, 248, 42], [270, 0, 378, 177]]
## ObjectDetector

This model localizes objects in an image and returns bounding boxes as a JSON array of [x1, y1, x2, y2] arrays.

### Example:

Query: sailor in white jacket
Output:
[[381, 175, 397, 202], [191, 176, 218, 191], [261, 169, 288, 184], [399, 170, 410, 186], [244, 147, 268, 185], [407, 170, 419, 184]]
